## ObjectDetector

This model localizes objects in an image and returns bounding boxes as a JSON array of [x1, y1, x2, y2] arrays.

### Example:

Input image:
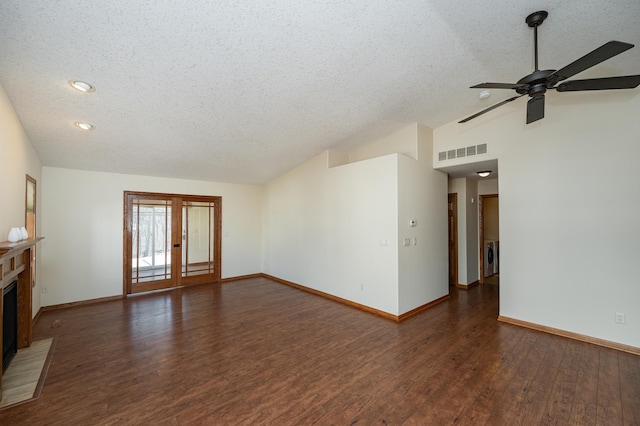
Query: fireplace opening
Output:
[[2, 280, 18, 373]]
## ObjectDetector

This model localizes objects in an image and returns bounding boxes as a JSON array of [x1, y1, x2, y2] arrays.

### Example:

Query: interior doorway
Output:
[[479, 194, 499, 285], [123, 191, 222, 294], [448, 193, 458, 288]]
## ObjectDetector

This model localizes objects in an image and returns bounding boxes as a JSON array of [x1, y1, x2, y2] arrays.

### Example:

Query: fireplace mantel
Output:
[[0, 237, 43, 400]]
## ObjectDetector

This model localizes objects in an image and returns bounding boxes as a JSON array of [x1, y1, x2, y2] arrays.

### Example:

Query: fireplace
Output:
[[2, 280, 17, 372], [1, 237, 42, 398]]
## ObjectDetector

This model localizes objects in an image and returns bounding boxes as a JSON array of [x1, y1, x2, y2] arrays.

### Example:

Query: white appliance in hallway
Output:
[[484, 240, 495, 277], [493, 240, 499, 274]]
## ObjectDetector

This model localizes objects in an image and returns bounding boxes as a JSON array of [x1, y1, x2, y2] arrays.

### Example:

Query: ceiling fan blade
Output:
[[556, 75, 640, 92], [458, 94, 525, 123], [549, 41, 634, 83], [470, 82, 528, 90], [526, 96, 545, 124]]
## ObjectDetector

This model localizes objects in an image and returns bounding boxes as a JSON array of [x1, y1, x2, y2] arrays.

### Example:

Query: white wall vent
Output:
[[447, 150, 456, 160], [456, 148, 466, 158], [466, 146, 476, 156], [438, 151, 447, 161], [477, 143, 488, 154]]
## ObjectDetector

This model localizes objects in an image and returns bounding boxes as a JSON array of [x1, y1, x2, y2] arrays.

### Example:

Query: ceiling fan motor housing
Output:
[[516, 69, 557, 96]]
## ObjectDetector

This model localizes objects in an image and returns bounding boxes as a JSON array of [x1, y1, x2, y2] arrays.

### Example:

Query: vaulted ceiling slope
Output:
[[1, 1, 638, 184]]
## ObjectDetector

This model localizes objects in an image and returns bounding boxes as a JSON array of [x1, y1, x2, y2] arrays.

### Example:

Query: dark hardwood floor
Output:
[[1, 277, 638, 425]]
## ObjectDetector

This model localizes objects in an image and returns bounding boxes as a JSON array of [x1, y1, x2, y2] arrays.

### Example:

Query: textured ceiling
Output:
[[1, 0, 638, 184]]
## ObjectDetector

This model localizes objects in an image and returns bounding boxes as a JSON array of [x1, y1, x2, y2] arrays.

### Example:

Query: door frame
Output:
[[448, 193, 458, 289], [123, 191, 222, 295]]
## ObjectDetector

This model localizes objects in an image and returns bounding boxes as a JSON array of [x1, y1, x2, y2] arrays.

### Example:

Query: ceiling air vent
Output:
[[438, 151, 447, 161], [477, 143, 488, 154], [457, 148, 466, 158], [447, 150, 456, 160], [466, 146, 476, 156]]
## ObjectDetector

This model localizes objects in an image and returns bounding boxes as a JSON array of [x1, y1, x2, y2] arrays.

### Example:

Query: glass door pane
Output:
[[131, 198, 172, 286], [182, 201, 215, 280]]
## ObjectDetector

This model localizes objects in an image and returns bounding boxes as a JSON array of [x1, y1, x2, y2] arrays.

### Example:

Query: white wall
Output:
[[435, 91, 640, 348], [263, 150, 400, 314], [397, 125, 448, 313], [40, 167, 263, 305], [0, 83, 43, 316], [477, 178, 498, 195], [348, 124, 418, 163], [464, 179, 479, 283], [263, 123, 447, 316], [447, 177, 480, 286]]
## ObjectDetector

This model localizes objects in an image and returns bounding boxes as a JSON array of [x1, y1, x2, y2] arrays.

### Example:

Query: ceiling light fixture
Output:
[[69, 80, 95, 93], [477, 171, 492, 178], [479, 90, 491, 100], [75, 121, 94, 130]]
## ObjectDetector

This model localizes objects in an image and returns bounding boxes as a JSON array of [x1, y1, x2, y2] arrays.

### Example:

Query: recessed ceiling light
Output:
[[75, 121, 94, 130], [69, 80, 95, 93]]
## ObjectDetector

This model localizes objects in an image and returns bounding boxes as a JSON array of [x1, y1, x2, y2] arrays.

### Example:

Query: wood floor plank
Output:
[[618, 350, 640, 425], [596, 347, 624, 425], [0, 278, 638, 425], [450, 327, 537, 425], [568, 340, 599, 425], [307, 287, 502, 424], [402, 322, 519, 423], [538, 338, 584, 424], [480, 330, 555, 424]]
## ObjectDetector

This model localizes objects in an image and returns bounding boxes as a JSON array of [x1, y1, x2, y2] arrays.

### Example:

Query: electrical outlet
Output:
[[615, 312, 625, 324], [361, 283, 365, 291]]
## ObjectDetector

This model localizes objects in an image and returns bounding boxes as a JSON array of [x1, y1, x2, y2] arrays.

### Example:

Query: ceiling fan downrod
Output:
[[526, 11, 548, 71]]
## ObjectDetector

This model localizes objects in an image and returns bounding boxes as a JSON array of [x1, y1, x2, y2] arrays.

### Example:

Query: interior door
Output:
[[124, 192, 221, 294]]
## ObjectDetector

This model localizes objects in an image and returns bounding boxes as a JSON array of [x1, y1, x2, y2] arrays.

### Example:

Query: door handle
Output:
[[173, 244, 180, 248]]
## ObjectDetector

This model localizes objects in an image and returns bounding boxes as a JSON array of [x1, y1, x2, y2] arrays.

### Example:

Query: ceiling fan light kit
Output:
[[460, 11, 640, 125]]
